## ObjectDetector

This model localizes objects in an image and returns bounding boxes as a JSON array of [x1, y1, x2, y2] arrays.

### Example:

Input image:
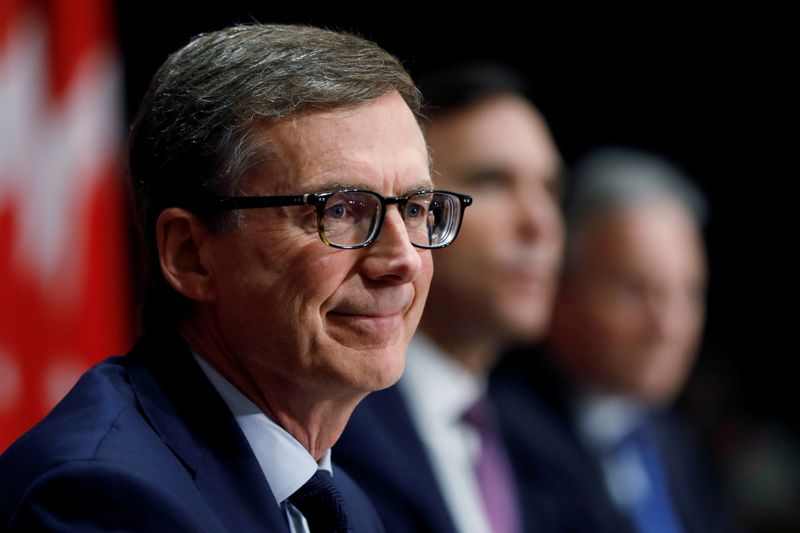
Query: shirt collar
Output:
[[572, 389, 647, 452], [399, 333, 485, 428], [193, 354, 331, 504]]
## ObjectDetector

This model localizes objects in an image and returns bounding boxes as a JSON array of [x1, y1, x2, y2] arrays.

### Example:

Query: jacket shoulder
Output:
[[4, 459, 221, 532], [0, 357, 186, 529]]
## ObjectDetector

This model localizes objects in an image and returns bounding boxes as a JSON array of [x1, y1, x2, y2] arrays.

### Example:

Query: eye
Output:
[[323, 193, 373, 225], [327, 203, 348, 220], [405, 202, 424, 218]]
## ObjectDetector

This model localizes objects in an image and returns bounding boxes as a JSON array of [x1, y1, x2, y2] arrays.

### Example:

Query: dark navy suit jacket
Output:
[[334, 385, 461, 533], [0, 333, 384, 532], [489, 347, 740, 533]]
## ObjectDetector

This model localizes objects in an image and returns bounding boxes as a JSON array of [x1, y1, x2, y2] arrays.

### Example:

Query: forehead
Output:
[[577, 201, 706, 280], [242, 91, 431, 195], [426, 94, 559, 180]]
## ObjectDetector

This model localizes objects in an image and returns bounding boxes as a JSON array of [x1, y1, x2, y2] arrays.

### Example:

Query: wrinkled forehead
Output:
[[240, 93, 432, 195]]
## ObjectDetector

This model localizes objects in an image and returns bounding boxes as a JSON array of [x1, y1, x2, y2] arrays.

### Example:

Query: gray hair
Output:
[[563, 146, 708, 267], [128, 23, 422, 332]]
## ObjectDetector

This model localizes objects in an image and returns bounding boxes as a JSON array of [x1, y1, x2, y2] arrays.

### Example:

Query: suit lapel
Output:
[[649, 413, 710, 533], [126, 333, 289, 532], [492, 350, 635, 532], [351, 386, 459, 533]]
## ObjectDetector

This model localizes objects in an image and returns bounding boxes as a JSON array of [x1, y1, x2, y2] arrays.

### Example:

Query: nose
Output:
[[360, 207, 425, 284]]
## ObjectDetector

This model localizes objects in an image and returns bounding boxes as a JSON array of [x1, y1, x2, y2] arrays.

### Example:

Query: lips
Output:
[[327, 288, 413, 319], [328, 306, 404, 318], [499, 254, 558, 287], [499, 265, 548, 284], [325, 309, 407, 348], [325, 290, 413, 344], [327, 311, 403, 327]]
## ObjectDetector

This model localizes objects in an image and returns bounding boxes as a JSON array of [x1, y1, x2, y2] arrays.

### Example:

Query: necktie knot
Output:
[[288, 470, 351, 533]]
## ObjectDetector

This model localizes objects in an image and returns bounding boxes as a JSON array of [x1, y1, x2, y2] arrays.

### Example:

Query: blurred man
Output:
[[0, 24, 473, 532], [335, 64, 564, 533], [492, 147, 737, 532]]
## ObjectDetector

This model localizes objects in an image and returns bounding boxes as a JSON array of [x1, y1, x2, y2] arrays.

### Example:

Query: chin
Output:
[[369, 367, 404, 392], [348, 345, 407, 393], [627, 378, 683, 407], [499, 305, 552, 341], [634, 357, 694, 406]]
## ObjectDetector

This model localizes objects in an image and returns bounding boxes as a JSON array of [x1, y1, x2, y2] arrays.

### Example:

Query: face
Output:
[[203, 92, 433, 398], [423, 95, 563, 341], [549, 201, 707, 405]]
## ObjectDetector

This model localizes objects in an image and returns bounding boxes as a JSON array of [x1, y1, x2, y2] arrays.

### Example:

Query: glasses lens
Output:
[[321, 191, 381, 247], [405, 192, 461, 248]]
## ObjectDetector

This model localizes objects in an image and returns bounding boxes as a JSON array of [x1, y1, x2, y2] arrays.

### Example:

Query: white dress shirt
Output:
[[572, 391, 651, 511], [194, 355, 331, 533], [398, 334, 493, 533]]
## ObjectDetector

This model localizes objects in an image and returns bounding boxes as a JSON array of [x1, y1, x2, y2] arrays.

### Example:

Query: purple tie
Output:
[[463, 395, 522, 533]]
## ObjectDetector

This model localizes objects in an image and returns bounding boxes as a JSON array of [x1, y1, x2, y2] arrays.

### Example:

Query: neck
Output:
[[264, 383, 365, 461], [178, 314, 364, 461], [418, 320, 503, 378]]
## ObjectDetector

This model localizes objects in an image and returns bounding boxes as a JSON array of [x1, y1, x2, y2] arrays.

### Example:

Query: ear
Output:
[[156, 208, 217, 302]]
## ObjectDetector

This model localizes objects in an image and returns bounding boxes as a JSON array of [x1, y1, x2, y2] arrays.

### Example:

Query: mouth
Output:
[[327, 309, 405, 324], [324, 286, 415, 342], [325, 310, 406, 346], [499, 254, 558, 286], [500, 267, 550, 289], [328, 290, 413, 320]]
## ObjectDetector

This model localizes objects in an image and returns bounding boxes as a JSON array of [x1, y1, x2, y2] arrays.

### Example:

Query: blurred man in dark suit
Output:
[[336, 63, 564, 533], [492, 147, 738, 532], [0, 24, 473, 532]]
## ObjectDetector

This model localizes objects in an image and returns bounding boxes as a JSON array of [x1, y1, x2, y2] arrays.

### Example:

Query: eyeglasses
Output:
[[193, 189, 473, 249]]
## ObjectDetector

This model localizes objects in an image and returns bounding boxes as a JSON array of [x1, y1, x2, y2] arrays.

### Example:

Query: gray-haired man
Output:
[[0, 24, 471, 532]]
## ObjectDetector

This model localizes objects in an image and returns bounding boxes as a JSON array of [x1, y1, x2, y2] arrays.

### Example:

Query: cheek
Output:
[[599, 313, 646, 348], [435, 242, 479, 277], [462, 203, 511, 248], [214, 236, 350, 329], [436, 195, 511, 271], [418, 250, 434, 282], [571, 300, 644, 374], [413, 253, 434, 307], [297, 251, 359, 313], [434, 222, 502, 283], [429, 245, 490, 312], [678, 309, 705, 347], [587, 292, 647, 342]]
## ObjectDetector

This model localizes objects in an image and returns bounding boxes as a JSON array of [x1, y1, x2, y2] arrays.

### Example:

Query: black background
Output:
[[117, 5, 797, 426]]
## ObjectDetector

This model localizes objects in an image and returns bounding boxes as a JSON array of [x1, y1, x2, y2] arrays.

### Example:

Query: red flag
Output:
[[0, 0, 131, 451]]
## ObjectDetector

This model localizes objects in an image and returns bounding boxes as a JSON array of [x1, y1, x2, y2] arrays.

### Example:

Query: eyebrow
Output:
[[302, 179, 435, 195], [456, 164, 564, 193], [455, 166, 513, 186]]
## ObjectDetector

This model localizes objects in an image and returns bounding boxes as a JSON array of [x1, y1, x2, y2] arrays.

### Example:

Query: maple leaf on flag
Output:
[[0, 0, 131, 452]]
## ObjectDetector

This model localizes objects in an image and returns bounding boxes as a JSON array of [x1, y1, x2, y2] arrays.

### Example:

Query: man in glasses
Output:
[[335, 63, 564, 533], [0, 24, 469, 532]]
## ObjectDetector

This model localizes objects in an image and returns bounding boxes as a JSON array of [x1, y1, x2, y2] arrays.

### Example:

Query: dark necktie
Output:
[[607, 424, 683, 533], [463, 395, 522, 533], [288, 470, 352, 533]]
